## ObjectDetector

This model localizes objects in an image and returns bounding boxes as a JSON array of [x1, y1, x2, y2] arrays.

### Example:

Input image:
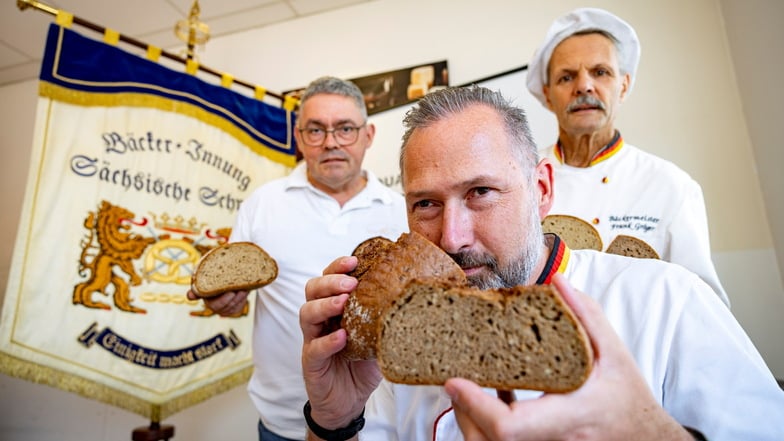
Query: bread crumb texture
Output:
[[606, 235, 660, 259], [192, 242, 278, 297], [378, 281, 592, 392]]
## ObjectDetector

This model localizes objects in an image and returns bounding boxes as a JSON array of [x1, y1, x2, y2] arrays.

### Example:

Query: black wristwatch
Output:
[[303, 400, 365, 441], [684, 426, 708, 440]]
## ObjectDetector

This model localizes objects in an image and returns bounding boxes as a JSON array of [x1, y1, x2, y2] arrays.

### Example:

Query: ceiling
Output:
[[0, 0, 374, 87]]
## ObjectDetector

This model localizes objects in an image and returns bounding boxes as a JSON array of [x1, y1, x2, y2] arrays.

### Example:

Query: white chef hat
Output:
[[525, 8, 641, 107]]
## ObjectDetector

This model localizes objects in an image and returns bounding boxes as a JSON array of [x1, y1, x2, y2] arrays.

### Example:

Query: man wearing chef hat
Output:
[[526, 7, 729, 306]]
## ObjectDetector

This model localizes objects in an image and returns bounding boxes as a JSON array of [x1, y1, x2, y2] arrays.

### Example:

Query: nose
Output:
[[438, 203, 473, 255], [322, 130, 340, 149], [574, 70, 594, 95]]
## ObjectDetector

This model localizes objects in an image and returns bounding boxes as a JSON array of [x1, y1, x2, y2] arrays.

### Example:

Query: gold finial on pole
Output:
[[17, 0, 58, 15], [174, 0, 210, 61]]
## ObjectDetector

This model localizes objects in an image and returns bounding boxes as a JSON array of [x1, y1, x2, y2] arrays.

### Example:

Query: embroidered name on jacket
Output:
[[608, 214, 660, 233]]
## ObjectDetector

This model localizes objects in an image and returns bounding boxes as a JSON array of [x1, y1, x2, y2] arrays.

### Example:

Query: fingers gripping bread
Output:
[[191, 242, 278, 298], [340, 232, 467, 361], [378, 280, 593, 393]]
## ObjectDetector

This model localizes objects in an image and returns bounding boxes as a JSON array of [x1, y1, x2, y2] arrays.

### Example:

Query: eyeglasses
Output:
[[298, 123, 366, 147]]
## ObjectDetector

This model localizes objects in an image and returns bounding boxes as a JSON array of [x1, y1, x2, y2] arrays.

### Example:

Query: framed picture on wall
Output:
[[283, 60, 449, 116]]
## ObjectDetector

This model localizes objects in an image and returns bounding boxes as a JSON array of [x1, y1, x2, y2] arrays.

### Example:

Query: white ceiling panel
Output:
[[53, 0, 184, 36], [0, 42, 28, 66], [289, 0, 370, 15], [200, 2, 296, 38], [1, 1, 58, 60], [0, 61, 40, 86], [193, 0, 285, 18], [138, 28, 193, 54]]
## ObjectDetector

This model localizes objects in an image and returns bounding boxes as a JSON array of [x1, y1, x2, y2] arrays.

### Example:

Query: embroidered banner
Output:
[[0, 23, 296, 420]]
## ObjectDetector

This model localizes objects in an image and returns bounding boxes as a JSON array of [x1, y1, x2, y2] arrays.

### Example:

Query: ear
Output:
[[542, 84, 554, 111], [619, 73, 631, 103], [535, 158, 555, 220], [363, 122, 376, 149], [293, 126, 304, 156]]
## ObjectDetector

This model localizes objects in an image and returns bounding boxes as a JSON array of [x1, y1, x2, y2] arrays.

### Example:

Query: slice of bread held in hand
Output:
[[378, 280, 593, 393], [606, 235, 660, 259], [542, 214, 603, 251], [191, 242, 278, 298], [340, 232, 467, 361]]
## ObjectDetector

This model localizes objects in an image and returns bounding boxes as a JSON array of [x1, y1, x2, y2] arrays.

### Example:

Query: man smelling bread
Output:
[[300, 85, 784, 440]]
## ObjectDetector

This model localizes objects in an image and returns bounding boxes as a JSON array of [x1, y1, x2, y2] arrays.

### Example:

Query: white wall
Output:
[[1, 0, 782, 439], [720, 0, 784, 285]]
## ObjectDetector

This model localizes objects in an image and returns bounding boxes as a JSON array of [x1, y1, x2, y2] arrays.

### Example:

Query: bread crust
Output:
[[349, 236, 395, 280], [191, 242, 278, 298], [339, 232, 467, 361]]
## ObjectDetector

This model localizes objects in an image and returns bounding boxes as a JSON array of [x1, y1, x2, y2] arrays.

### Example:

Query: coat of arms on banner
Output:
[[0, 23, 295, 420], [73, 199, 244, 363], [73, 199, 233, 316]]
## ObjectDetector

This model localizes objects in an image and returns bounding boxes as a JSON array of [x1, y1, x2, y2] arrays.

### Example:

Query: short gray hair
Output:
[[297, 76, 368, 121], [399, 85, 539, 182]]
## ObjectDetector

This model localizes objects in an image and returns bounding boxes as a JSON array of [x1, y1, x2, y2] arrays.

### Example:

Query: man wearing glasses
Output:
[[189, 76, 408, 440]]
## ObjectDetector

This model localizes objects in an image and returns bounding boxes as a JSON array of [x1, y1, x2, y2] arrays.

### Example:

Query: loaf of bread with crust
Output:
[[191, 242, 278, 298], [606, 235, 660, 259], [542, 214, 603, 251], [339, 232, 467, 361], [348, 236, 395, 280], [377, 280, 593, 392]]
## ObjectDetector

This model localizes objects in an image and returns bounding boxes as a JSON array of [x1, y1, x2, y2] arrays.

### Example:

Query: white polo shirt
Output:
[[231, 162, 408, 439]]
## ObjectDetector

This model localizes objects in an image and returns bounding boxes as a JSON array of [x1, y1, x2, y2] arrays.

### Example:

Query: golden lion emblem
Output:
[[73, 200, 155, 313]]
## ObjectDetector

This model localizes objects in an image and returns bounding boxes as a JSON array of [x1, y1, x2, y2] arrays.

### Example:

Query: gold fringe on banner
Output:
[[0, 352, 253, 421]]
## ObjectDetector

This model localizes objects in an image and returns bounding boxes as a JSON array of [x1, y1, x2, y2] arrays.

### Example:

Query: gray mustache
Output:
[[321, 152, 349, 161], [567, 95, 605, 112]]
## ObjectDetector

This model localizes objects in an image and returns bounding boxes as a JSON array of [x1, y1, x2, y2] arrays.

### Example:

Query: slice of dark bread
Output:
[[542, 214, 603, 251], [191, 242, 278, 298], [606, 235, 660, 259], [377, 280, 593, 393], [339, 232, 467, 361]]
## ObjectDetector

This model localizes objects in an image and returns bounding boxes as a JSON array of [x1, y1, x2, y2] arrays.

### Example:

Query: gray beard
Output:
[[449, 217, 545, 290]]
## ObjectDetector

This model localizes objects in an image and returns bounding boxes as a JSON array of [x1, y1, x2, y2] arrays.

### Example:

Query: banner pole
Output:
[[132, 421, 175, 441], [16, 0, 285, 103]]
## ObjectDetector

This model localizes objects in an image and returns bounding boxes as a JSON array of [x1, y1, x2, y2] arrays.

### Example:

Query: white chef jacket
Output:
[[359, 238, 784, 441], [231, 163, 408, 439], [541, 136, 730, 306]]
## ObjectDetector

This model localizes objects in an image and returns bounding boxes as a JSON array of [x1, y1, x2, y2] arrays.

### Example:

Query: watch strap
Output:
[[684, 426, 708, 440], [303, 400, 365, 441]]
